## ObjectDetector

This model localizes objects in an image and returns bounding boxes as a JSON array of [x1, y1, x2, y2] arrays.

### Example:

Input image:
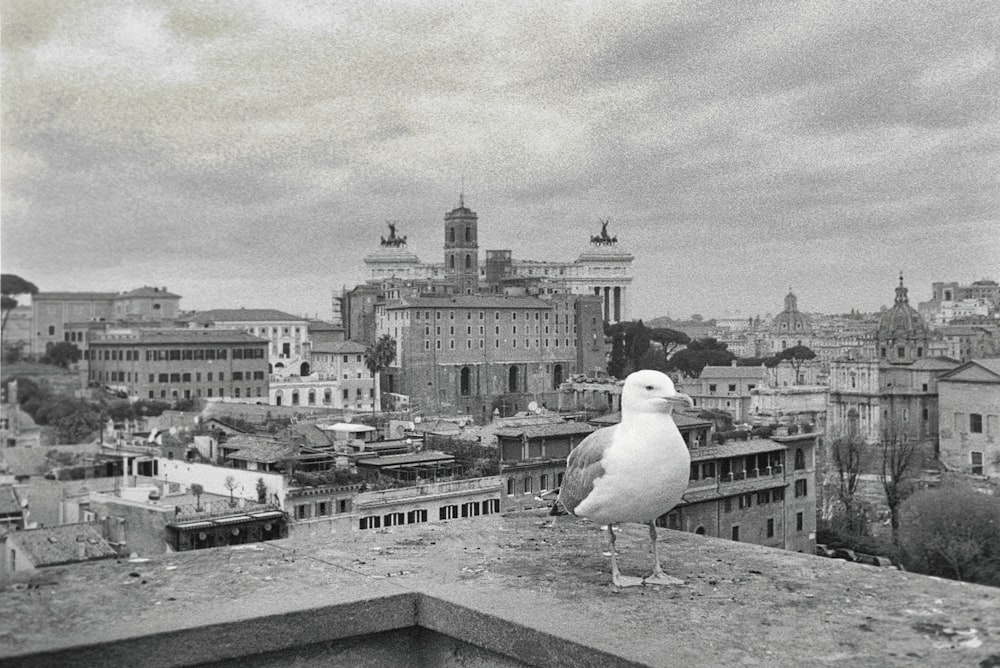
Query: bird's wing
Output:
[[557, 426, 616, 516]]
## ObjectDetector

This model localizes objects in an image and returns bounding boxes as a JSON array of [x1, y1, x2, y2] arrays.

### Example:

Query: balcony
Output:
[[3, 513, 996, 666]]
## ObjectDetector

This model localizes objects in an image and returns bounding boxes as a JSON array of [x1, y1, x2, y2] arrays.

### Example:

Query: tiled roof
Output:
[[312, 341, 368, 354], [8, 523, 117, 567], [0, 486, 24, 516], [389, 295, 550, 309], [186, 309, 307, 323], [224, 435, 295, 463], [977, 358, 1000, 375], [908, 357, 961, 370], [494, 422, 596, 439], [91, 329, 266, 345]]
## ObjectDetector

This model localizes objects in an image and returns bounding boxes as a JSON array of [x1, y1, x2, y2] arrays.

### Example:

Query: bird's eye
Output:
[[645, 385, 653, 390]]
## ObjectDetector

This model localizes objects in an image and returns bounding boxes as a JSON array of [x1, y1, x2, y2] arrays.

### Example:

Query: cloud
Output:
[[2, 0, 997, 320]]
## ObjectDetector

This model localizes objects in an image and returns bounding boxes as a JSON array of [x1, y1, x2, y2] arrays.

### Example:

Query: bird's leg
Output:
[[643, 522, 684, 585], [607, 524, 643, 588]]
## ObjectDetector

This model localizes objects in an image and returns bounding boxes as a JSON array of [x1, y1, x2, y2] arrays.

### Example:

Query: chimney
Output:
[[76, 535, 87, 560]]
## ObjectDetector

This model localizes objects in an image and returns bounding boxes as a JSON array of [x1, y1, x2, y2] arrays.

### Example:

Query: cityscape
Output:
[[2, 2, 999, 666]]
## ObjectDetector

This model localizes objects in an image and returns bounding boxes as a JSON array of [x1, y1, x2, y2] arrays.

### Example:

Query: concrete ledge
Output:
[[2, 513, 998, 667]]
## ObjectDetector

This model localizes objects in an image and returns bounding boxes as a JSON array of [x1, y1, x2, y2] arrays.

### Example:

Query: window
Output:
[[461, 502, 480, 518], [439, 505, 459, 520], [506, 478, 514, 495], [757, 491, 770, 505], [359, 515, 381, 530], [728, 384, 736, 393], [970, 413, 983, 434], [794, 448, 805, 470], [296, 505, 308, 520], [796, 512, 804, 532], [407, 509, 428, 523], [317, 502, 328, 516], [708, 384, 717, 393], [771, 487, 785, 502], [384, 512, 405, 526], [731, 526, 740, 542], [738, 494, 752, 509], [971, 452, 984, 475], [794, 479, 808, 498], [766, 518, 774, 538], [523, 477, 532, 494]]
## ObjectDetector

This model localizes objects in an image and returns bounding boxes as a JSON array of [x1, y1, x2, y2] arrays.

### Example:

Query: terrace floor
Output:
[[1, 512, 998, 667]]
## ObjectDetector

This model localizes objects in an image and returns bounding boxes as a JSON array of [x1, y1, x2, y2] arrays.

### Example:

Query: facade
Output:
[[269, 340, 375, 411], [185, 309, 311, 372], [684, 364, 768, 423], [87, 328, 269, 403], [496, 421, 597, 512], [379, 294, 604, 420], [827, 276, 958, 449], [676, 432, 818, 553], [31, 287, 181, 356], [921, 279, 1000, 323], [937, 359, 1000, 477], [353, 476, 502, 531], [929, 325, 999, 362]]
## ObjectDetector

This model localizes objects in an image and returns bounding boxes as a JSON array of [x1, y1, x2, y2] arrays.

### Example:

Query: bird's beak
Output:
[[666, 393, 694, 410]]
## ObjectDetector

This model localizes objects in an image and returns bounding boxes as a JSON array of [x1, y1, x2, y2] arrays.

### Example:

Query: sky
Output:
[[2, 1, 998, 322]]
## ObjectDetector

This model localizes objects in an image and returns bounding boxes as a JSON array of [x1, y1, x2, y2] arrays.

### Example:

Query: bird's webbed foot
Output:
[[611, 573, 646, 588], [643, 569, 684, 586]]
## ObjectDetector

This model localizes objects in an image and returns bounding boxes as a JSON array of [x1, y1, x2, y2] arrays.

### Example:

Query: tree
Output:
[[54, 407, 104, 444], [647, 328, 690, 357], [224, 475, 239, 507], [1, 274, 39, 334], [879, 431, 919, 546], [777, 345, 816, 382], [829, 436, 869, 535], [364, 334, 396, 414], [191, 483, 204, 511], [670, 338, 736, 378], [899, 483, 1000, 586], [45, 342, 81, 369]]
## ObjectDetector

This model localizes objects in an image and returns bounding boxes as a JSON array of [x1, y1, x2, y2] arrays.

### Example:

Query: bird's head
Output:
[[621, 370, 694, 416]]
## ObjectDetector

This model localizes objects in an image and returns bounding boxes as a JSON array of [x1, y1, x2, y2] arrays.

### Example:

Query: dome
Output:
[[876, 276, 930, 340], [770, 291, 811, 334]]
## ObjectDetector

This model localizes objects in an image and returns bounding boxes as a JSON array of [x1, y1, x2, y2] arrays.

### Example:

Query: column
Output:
[[613, 287, 621, 322], [603, 287, 610, 322]]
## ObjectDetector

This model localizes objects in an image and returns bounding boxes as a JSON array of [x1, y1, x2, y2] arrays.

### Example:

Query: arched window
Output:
[[291, 390, 300, 406], [449, 227, 455, 242], [508, 366, 518, 392], [552, 364, 563, 390], [465, 226, 471, 242], [460, 367, 471, 396], [465, 254, 471, 269], [323, 389, 332, 404], [449, 255, 455, 269], [300, 362, 310, 376]]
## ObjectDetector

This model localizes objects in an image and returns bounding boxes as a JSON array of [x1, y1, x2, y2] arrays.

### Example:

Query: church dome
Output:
[[770, 291, 811, 334], [876, 276, 930, 340]]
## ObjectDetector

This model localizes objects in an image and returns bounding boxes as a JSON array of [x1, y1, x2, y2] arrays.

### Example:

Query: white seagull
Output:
[[554, 369, 693, 587]]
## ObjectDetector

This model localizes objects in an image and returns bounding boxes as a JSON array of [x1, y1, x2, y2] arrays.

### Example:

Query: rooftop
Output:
[[311, 340, 368, 354], [224, 436, 294, 464], [2, 513, 996, 666], [185, 309, 307, 324], [494, 422, 597, 439], [390, 295, 550, 309], [91, 329, 267, 345], [4, 522, 117, 568]]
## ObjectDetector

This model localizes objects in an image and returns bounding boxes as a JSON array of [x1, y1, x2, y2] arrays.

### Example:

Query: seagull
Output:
[[554, 369, 693, 587]]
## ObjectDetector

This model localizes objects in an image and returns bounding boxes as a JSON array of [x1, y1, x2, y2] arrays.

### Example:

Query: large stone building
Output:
[[30, 287, 182, 357], [184, 309, 311, 372], [937, 358, 1000, 477], [87, 329, 269, 403], [827, 276, 959, 449], [378, 293, 605, 420]]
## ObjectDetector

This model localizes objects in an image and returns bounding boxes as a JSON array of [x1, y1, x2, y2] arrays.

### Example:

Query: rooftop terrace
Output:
[[1, 512, 997, 667]]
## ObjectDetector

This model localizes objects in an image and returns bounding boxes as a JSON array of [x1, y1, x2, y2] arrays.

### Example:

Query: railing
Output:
[[173, 501, 277, 521]]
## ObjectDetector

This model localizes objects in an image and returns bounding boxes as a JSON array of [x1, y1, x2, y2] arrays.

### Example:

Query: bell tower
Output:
[[444, 193, 480, 295]]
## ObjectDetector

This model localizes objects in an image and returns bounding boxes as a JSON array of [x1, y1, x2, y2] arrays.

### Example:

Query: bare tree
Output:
[[830, 435, 868, 534], [879, 430, 919, 546]]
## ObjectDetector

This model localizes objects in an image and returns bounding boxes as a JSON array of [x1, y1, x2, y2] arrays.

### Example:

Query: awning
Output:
[[249, 511, 284, 520], [169, 520, 214, 530], [211, 515, 253, 525]]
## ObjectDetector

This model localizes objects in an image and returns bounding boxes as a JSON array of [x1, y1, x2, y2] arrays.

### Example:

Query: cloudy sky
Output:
[[3, 1, 998, 321]]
